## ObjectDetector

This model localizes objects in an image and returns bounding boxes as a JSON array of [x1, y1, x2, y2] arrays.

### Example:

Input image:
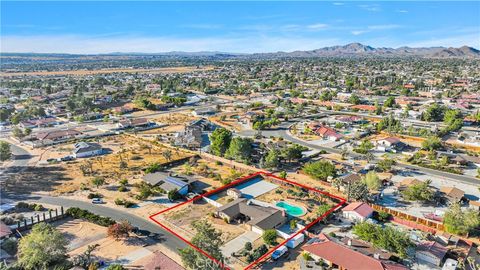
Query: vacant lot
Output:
[[0, 66, 214, 77], [51, 135, 193, 194]]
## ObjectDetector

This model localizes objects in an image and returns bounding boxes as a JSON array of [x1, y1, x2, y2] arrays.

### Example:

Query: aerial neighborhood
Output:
[[1, 2, 480, 270]]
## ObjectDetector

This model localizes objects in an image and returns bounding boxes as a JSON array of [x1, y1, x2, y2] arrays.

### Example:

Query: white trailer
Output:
[[286, 233, 305, 248]]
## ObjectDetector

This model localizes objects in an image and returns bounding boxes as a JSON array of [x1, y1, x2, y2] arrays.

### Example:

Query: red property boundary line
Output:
[[149, 171, 346, 270]]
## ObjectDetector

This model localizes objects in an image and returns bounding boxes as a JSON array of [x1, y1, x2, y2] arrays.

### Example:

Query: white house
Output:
[[72, 142, 103, 158], [342, 202, 374, 222]]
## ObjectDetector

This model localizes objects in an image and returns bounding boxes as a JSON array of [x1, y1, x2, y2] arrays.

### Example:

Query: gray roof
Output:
[[73, 142, 102, 154], [142, 172, 194, 191], [217, 198, 286, 230]]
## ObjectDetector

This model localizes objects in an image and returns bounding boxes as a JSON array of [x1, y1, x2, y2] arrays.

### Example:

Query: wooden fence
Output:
[[371, 204, 445, 231], [15, 207, 68, 232]]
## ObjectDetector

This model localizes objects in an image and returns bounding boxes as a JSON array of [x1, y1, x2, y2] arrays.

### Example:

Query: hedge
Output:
[[66, 207, 115, 227]]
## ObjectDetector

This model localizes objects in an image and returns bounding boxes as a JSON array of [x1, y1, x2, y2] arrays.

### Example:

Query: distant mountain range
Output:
[[253, 43, 480, 59], [3, 43, 480, 59]]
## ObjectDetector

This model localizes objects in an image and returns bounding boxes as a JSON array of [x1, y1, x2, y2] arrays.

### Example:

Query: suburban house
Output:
[[396, 178, 423, 191], [439, 186, 465, 205], [117, 118, 151, 129], [72, 142, 103, 158], [216, 198, 286, 234], [192, 107, 217, 117], [20, 117, 61, 129], [315, 126, 344, 141], [302, 233, 408, 270], [342, 202, 374, 222], [35, 129, 83, 143], [142, 172, 195, 196], [376, 137, 406, 152], [339, 173, 362, 189], [415, 241, 448, 266], [174, 124, 202, 149]]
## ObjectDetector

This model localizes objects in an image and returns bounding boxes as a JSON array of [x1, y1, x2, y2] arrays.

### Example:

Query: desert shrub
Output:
[[66, 207, 115, 227], [1, 238, 18, 255], [87, 193, 102, 199], [118, 186, 128, 192]]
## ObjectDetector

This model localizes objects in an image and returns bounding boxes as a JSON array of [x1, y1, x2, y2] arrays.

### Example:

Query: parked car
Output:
[[91, 198, 103, 204], [271, 245, 288, 260]]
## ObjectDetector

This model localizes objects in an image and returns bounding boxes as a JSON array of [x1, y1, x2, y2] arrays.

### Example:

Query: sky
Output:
[[1, 1, 479, 54]]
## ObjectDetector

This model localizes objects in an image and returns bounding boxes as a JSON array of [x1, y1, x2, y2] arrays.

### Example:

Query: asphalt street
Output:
[[238, 119, 480, 186], [33, 195, 187, 251]]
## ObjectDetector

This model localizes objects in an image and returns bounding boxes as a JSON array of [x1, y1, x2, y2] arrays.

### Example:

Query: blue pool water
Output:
[[276, 201, 306, 217]]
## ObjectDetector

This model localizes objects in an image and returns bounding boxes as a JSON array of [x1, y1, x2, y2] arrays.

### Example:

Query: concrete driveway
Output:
[[221, 231, 261, 257]]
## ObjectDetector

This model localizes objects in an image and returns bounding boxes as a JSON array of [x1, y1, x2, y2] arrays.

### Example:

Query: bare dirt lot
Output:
[[0, 66, 214, 77], [1, 135, 192, 196]]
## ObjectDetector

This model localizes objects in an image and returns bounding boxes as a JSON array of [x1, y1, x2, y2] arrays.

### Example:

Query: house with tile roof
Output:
[[342, 202, 374, 222], [302, 233, 408, 270], [415, 241, 448, 266]]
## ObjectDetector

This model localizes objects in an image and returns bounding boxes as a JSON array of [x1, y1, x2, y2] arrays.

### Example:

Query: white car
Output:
[[91, 198, 103, 204]]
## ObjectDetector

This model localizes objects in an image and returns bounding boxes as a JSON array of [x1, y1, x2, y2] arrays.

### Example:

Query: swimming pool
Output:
[[276, 201, 306, 217]]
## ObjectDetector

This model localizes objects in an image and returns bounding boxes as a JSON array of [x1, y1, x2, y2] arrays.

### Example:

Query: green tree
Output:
[[316, 204, 333, 222], [17, 223, 68, 270], [353, 221, 413, 258], [377, 158, 395, 172], [421, 136, 442, 151], [363, 171, 381, 191], [179, 220, 224, 270], [303, 160, 336, 181], [209, 128, 232, 156], [91, 177, 105, 188], [443, 109, 463, 132], [401, 180, 434, 202], [443, 203, 480, 235], [0, 141, 12, 161], [349, 94, 361, 105], [349, 180, 369, 202], [281, 144, 305, 163], [262, 229, 277, 246], [263, 149, 281, 169], [383, 96, 396, 108], [167, 188, 181, 201], [421, 103, 446, 122], [225, 137, 253, 163]]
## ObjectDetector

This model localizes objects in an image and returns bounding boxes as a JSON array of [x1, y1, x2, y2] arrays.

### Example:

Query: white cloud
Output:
[[358, 4, 381, 12], [351, 30, 368, 36], [368, 24, 401, 30], [333, 2, 344, 6], [397, 9, 409, 13], [0, 34, 342, 54], [307, 23, 329, 30]]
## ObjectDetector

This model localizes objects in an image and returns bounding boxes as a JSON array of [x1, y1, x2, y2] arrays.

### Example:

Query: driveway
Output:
[[221, 231, 261, 257]]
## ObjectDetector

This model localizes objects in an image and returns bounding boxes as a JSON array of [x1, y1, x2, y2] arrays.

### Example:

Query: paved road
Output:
[[238, 119, 480, 186], [0, 141, 32, 174], [32, 195, 187, 251]]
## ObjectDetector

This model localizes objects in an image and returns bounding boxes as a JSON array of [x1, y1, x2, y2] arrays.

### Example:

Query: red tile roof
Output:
[[303, 234, 407, 270], [0, 222, 12, 239], [342, 202, 374, 218], [133, 251, 184, 270]]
